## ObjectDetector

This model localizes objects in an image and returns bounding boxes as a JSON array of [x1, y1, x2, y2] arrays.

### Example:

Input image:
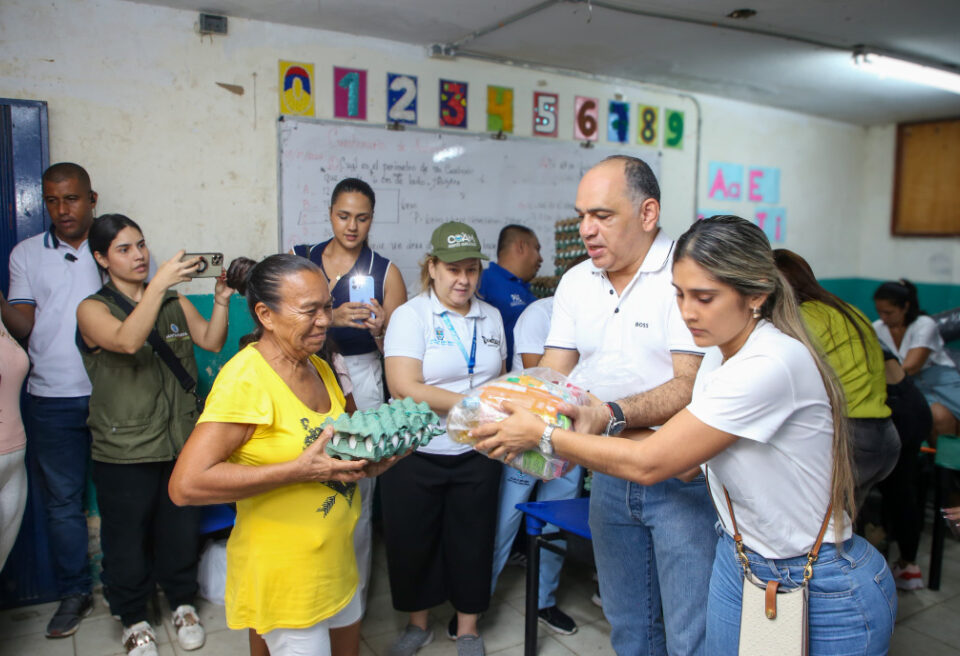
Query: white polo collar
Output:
[[588, 228, 675, 287]]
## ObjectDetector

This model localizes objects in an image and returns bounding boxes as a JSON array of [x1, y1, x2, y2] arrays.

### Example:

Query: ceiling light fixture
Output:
[[852, 48, 960, 95]]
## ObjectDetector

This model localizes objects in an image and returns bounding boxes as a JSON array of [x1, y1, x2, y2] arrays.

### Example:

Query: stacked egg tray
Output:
[[554, 217, 585, 276], [321, 397, 445, 461]]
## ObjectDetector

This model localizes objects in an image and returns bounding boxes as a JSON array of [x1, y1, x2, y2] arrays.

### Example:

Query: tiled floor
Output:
[[2, 526, 959, 655]]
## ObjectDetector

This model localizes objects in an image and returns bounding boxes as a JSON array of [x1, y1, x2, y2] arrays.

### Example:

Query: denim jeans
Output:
[[24, 394, 92, 597], [707, 527, 896, 655], [490, 464, 583, 608], [589, 472, 716, 656]]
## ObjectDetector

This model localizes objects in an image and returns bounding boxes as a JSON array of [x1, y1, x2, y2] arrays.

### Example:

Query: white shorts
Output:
[[262, 590, 362, 656]]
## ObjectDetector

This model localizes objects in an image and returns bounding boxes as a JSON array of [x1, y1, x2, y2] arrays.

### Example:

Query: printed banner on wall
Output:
[[756, 207, 787, 242], [487, 85, 513, 133], [533, 92, 558, 137], [278, 61, 315, 117], [608, 100, 629, 143], [664, 109, 685, 149], [334, 67, 367, 120], [707, 162, 744, 201], [387, 73, 418, 125], [574, 96, 599, 141], [440, 79, 468, 129], [637, 105, 658, 146]]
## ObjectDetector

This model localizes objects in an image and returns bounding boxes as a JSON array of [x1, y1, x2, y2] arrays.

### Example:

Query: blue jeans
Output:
[[490, 464, 583, 608], [589, 472, 716, 656], [24, 394, 92, 597], [707, 527, 896, 655]]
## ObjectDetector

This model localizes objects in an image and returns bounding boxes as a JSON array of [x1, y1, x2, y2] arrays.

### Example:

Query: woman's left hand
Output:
[[213, 271, 235, 307], [362, 298, 386, 338], [360, 453, 404, 478], [470, 400, 545, 462]]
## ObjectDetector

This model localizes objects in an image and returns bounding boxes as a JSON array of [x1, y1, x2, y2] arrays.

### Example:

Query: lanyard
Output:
[[441, 312, 478, 388]]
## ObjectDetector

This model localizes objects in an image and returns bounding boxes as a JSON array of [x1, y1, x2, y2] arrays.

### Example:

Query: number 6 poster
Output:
[[574, 96, 598, 141]]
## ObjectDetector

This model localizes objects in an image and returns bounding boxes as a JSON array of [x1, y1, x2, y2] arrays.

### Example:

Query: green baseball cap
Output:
[[429, 221, 489, 263]]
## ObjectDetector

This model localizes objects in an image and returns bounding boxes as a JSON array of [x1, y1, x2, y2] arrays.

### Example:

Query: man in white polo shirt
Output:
[[539, 156, 715, 656], [1, 163, 102, 638]]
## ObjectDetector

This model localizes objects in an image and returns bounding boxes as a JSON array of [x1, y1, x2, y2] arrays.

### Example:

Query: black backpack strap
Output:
[[97, 286, 197, 393]]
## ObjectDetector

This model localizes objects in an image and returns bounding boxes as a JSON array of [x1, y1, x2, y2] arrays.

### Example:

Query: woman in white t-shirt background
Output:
[[873, 279, 960, 439], [381, 221, 506, 656], [472, 215, 895, 654]]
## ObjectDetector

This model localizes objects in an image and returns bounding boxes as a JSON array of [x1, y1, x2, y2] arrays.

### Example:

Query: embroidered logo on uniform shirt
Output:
[[429, 325, 454, 347], [482, 335, 501, 347], [634, 321, 649, 329], [165, 322, 189, 340], [510, 293, 525, 307]]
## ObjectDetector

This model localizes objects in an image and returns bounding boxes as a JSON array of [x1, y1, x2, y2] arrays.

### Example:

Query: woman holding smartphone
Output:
[[76, 214, 232, 655], [291, 177, 407, 624]]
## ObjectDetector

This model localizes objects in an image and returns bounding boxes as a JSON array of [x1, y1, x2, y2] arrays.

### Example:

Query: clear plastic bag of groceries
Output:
[[446, 367, 589, 480]]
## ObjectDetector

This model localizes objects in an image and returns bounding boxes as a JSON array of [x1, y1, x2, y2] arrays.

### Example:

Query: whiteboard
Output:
[[279, 118, 661, 292]]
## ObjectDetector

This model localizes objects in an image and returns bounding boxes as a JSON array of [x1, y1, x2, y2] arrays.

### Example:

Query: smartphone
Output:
[[349, 274, 376, 322], [182, 252, 224, 278]]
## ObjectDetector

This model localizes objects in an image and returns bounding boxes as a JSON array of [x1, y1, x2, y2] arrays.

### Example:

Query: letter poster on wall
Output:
[[487, 85, 514, 133], [608, 100, 629, 144], [278, 61, 315, 117], [334, 67, 367, 120], [574, 96, 599, 141], [440, 79, 468, 129], [387, 73, 418, 125], [533, 92, 558, 137]]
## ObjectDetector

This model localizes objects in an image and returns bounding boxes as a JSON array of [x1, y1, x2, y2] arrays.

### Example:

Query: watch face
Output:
[[609, 420, 627, 436]]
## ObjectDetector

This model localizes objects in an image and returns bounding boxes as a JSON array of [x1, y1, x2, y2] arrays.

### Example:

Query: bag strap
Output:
[[97, 285, 197, 393], [707, 465, 832, 584]]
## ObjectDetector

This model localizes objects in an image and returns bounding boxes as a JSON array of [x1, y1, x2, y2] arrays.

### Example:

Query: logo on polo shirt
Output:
[[429, 326, 454, 347], [634, 321, 649, 329], [510, 293, 525, 307], [481, 335, 501, 347], [447, 232, 478, 248], [166, 323, 189, 340]]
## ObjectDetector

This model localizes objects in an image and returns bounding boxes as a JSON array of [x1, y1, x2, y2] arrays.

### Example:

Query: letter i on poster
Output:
[[440, 79, 468, 129], [487, 85, 514, 133], [334, 67, 367, 120], [574, 96, 599, 141], [387, 73, 418, 125], [278, 61, 315, 116], [533, 92, 558, 137]]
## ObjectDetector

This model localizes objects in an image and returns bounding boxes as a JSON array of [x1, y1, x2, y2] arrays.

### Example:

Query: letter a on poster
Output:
[[279, 61, 315, 117]]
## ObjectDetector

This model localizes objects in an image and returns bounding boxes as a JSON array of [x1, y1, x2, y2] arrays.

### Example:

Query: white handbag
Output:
[[716, 480, 831, 656]]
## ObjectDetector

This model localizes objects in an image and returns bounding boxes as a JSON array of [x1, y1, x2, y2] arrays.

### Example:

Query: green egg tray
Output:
[[320, 397, 444, 461]]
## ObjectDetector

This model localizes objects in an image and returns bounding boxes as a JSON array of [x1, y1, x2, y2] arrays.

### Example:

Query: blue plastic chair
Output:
[[516, 497, 592, 656]]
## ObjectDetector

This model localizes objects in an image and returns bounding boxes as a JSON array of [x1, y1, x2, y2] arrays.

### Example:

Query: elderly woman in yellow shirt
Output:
[[169, 254, 393, 656]]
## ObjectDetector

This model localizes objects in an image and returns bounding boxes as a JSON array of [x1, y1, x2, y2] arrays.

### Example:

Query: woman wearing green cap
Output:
[[381, 221, 507, 656]]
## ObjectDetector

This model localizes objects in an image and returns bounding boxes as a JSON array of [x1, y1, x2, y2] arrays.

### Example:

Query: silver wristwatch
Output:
[[539, 423, 558, 455]]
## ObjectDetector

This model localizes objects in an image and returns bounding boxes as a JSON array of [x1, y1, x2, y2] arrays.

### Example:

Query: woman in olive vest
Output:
[[76, 214, 232, 656]]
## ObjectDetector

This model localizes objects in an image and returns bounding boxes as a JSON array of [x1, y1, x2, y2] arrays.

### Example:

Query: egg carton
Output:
[[321, 397, 444, 461]]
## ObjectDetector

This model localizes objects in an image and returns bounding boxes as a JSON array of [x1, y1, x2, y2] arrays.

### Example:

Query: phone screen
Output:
[[349, 275, 376, 322]]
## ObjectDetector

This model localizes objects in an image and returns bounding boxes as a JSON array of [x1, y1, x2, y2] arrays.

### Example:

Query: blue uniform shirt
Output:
[[478, 262, 537, 365]]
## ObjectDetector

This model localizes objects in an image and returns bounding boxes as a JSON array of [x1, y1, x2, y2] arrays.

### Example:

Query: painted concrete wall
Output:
[[1, 0, 955, 299]]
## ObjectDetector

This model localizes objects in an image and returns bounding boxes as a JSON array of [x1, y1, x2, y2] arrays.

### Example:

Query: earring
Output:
[[752, 307, 761, 319]]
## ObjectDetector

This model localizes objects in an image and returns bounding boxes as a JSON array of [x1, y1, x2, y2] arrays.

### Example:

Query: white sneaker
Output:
[[172, 604, 206, 651], [122, 621, 159, 656], [892, 563, 925, 591]]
